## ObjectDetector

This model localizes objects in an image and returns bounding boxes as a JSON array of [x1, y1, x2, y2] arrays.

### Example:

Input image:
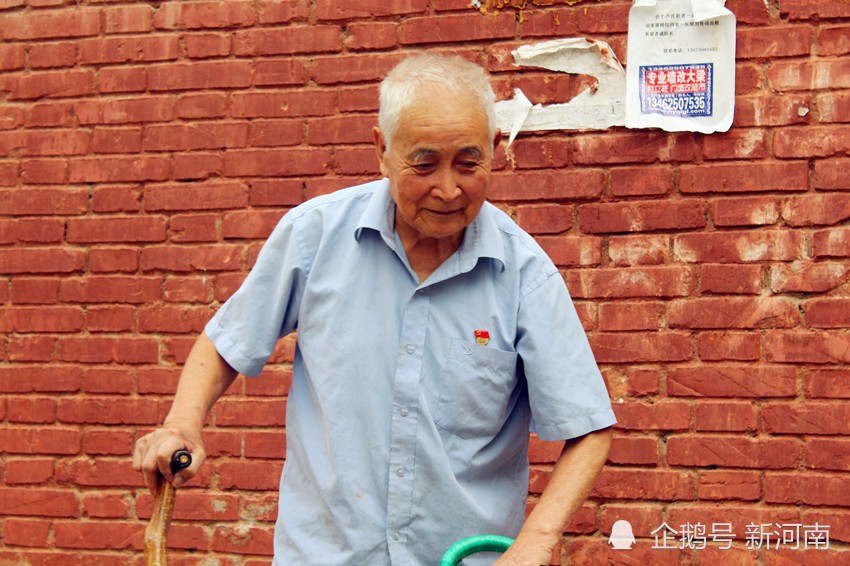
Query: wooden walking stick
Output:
[[144, 449, 192, 566]]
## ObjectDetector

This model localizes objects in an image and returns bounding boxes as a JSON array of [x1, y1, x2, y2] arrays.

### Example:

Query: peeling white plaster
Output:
[[495, 38, 627, 146]]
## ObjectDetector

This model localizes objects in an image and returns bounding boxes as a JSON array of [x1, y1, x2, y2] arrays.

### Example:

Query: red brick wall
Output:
[[1, 0, 849, 564]]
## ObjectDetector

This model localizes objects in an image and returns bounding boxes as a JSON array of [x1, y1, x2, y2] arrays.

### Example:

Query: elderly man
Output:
[[134, 53, 616, 566]]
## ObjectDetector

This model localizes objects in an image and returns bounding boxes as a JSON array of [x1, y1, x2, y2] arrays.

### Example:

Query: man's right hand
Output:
[[133, 421, 205, 495]]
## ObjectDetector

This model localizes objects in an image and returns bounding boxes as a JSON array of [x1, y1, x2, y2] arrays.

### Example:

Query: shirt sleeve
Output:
[[516, 272, 617, 441], [204, 213, 309, 377]]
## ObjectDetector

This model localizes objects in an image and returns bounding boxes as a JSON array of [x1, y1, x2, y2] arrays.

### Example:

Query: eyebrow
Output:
[[458, 147, 483, 160], [408, 146, 483, 162], [409, 148, 438, 161]]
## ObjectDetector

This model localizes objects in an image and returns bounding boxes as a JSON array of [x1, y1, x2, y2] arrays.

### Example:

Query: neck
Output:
[[395, 220, 463, 283]]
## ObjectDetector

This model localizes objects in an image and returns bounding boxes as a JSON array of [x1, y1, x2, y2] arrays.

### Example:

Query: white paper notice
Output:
[[625, 0, 737, 133]]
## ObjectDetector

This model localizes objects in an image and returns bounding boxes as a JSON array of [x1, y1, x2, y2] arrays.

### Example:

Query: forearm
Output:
[[495, 427, 613, 565], [165, 331, 238, 432], [521, 427, 613, 542]]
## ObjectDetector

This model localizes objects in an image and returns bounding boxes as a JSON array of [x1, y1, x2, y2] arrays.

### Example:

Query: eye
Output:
[[412, 163, 435, 173], [456, 160, 480, 171]]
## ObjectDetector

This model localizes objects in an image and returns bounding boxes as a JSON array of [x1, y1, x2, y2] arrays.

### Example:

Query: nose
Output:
[[430, 168, 462, 201]]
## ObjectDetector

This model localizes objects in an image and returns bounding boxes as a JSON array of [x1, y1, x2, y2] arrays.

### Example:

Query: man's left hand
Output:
[[491, 535, 555, 566]]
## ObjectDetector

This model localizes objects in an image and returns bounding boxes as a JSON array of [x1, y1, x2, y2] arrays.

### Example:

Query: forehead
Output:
[[395, 91, 490, 150]]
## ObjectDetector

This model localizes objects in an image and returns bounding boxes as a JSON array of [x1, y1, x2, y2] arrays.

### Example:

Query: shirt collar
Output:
[[354, 178, 506, 272]]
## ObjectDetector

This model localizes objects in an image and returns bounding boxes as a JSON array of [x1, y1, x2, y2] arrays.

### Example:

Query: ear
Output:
[[492, 129, 501, 154], [373, 127, 390, 177]]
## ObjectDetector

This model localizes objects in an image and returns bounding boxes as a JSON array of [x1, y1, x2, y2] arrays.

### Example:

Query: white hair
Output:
[[378, 53, 497, 151]]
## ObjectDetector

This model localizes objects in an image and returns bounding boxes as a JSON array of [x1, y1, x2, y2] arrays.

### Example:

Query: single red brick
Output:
[[0, 427, 81, 455], [145, 181, 249, 211], [598, 302, 665, 332], [611, 166, 673, 197], [222, 210, 284, 240], [69, 155, 170, 183], [697, 469, 761, 501], [86, 305, 135, 332], [700, 263, 763, 295], [82, 494, 131, 519], [695, 400, 759, 432], [668, 296, 798, 329], [231, 90, 336, 118], [174, 152, 223, 180], [82, 369, 134, 395], [3, 9, 99, 40], [566, 266, 694, 299], [176, 93, 228, 119], [233, 25, 341, 56], [184, 32, 231, 58], [67, 216, 167, 243], [579, 200, 706, 234], [307, 115, 376, 145], [139, 305, 213, 333], [768, 58, 850, 91], [803, 368, 850, 399], [573, 131, 698, 165], [805, 298, 850, 328], [608, 234, 669, 266], [489, 169, 604, 201], [680, 162, 809, 193], [346, 21, 399, 50], [534, 235, 602, 267], [317, 0, 428, 19], [92, 186, 141, 213], [818, 24, 850, 56], [3, 518, 52, 547], [140, 245, 245, 273], [224, 148, 332, 177], [254, 58, 306, 86], [765, 472, 850, 507], [309, 52, 407, 85], [607, 436, 658, 466], [143, 122, 248, 151], [170, 213, 218, 243], [104, 4, 152, 34], [696, 331, 760, 361], [593, 468, 694, 501], [29, 42, 76, 69], [89, 248, 139, 273], [675, 230, 805, 263], [78, 35, 180, 65], [516, 204, 573, 235], [512, 138, 571, 170], [813, 226, 850, 258], [153, 0, 257, 29], [736, 25, 812, 59], [82, 429, 134, 455], [211, 525, 274, 555], [764, 329, 850, 364], [763, 401, 850, 435], [92, 127, 143, 154]]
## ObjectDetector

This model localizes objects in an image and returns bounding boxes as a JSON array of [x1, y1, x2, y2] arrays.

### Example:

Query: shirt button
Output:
[[393, 532, 400, 541], [400, 407, 409, 417], [397, 467, 405, 477], [405, 344, 415, 354]]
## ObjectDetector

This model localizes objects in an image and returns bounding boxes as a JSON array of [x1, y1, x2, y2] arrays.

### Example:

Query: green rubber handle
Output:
[[439, 535, 514, 566]]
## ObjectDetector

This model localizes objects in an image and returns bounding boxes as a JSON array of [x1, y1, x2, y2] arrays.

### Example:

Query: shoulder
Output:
[[285, 179, 382, 226], [484, 202, 557, 271]]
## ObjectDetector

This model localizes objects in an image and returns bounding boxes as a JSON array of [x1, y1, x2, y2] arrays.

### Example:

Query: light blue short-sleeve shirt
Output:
[[205, 179, 616, 566]]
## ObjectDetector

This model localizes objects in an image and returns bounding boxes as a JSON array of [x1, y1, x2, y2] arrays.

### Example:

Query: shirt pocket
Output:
[[433, 337, 520, 439]]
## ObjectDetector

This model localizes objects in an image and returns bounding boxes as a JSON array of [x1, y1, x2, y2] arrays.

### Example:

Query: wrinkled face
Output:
[[375, 92, 498, 244]]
